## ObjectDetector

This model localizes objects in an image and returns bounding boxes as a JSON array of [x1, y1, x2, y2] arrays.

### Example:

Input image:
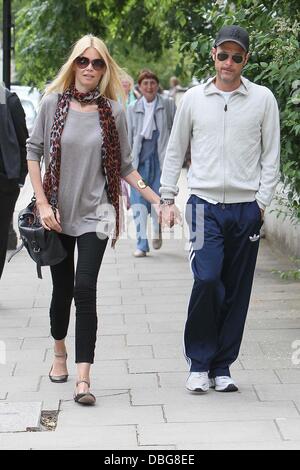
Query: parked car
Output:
[[19, 99, 37, 135], [10, 85, 41, 135]]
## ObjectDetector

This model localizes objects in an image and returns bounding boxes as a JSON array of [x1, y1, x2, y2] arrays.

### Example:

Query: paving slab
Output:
[[1, 377, 41, 393], [255, 384, 300, 402], [0, 318, 29, 328], [241, 357, 299, 370], [0, 402, 42, 433], [177, 441, 300, 450], [275, 370, 300, 384], [131, 386, 259, 406], [38, 373, 159, 392], [128, 358, 188, 373], [164, 400, 299, 423], [152, 342, 263, 359], [0, 173, 299, 448], [57, 394, 164, 427], [137, 421, 281, 446], [0, 425, 137, 449], [276, 418, 300, 441], [127, 333, 182, 346]]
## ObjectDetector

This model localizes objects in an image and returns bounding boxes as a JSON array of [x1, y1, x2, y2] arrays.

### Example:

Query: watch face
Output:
[[137, 179, 147, 189]]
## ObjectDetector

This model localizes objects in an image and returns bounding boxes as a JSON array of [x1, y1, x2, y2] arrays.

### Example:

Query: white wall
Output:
[[264, 184, 300, 259]]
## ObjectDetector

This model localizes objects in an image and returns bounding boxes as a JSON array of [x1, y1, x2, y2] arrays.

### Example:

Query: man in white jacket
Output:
[[159, 25, 280, 393]]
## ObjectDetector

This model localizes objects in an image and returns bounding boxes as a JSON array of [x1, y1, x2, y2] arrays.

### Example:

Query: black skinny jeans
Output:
[[50, 232, 108, 364]]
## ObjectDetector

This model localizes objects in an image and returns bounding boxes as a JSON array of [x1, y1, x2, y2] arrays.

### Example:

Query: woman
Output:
[[27, 35, 164, 406], [119, 73, 136, 211], [127, 69, 176, 257], [120, 72, 137, 108]]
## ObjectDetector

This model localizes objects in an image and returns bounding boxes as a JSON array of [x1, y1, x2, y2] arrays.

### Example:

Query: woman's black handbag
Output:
[[8, 197, 67, 279]]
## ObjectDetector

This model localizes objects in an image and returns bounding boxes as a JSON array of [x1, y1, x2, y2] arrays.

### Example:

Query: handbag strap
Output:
[[7, 242, 24, 263], [37, 262, 42, 279]]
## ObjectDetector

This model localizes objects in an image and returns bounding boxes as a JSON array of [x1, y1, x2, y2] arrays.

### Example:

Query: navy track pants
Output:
[[184, 195, 263, 377]]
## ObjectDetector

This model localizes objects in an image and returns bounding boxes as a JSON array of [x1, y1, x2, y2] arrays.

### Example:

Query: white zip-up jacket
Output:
[[160, 76, 280, 209]]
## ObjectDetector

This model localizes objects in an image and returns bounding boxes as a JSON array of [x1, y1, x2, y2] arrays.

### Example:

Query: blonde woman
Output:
[[27, 35, 165, 406], [120, 72, 137, 107]]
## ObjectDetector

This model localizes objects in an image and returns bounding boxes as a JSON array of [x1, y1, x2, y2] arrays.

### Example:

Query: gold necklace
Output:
[[72, 98, 85, 112], [79, 101, 85, 112]]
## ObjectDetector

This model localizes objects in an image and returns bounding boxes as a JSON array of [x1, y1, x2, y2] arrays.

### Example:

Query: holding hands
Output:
[[158, 199, 182, 228]]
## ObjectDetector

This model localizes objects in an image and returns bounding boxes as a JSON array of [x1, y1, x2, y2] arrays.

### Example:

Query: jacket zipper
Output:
[[222, 97, 227, 208], [221, 94, 234, 208]]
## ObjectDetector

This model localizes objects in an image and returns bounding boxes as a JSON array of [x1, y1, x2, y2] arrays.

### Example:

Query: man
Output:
[[159, 25, 280, 393], [0, 84, 28, 279], [168, 76, 187, 107], [127, 69, 176, 257]]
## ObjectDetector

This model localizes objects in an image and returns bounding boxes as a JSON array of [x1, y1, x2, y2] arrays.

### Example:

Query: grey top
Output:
[[27, 93, 134, 236]]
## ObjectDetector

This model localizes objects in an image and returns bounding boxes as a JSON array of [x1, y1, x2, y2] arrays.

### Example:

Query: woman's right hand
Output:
[[159, 203, 182, 228], [38, 202, 62, 232]]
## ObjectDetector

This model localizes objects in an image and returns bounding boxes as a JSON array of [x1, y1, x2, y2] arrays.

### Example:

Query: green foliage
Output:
[[110, 40, 192, 89], [13, 0, 186, 90], [273, 269, 300, 280], [15, 0, 93, 89], [273, 259, 300, 280], [12, 0, 300, 223]]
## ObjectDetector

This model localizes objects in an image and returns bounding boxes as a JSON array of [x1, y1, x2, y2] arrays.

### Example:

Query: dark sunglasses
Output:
[[74, 56, 106, 71], [217, 52, 244, 64]]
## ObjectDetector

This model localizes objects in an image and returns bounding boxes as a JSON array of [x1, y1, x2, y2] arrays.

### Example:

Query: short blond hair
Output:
[[45, 34, 125, 103], [120, 72, 134, 91]]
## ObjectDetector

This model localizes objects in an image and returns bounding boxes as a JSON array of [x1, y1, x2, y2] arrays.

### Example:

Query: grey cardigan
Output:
[[27, 92, 134, 178], [126, 94, 176, 170]]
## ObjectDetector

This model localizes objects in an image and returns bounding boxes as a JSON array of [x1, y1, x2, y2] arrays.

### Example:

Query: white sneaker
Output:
[[186, 372, 210, 393], [133, 249, 147, 258], [211, 376, 239, 393]]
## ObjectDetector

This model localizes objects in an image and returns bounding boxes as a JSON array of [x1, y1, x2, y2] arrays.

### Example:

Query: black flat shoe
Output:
[[49, 352, 68, 383], [74, 380, 96, 406]]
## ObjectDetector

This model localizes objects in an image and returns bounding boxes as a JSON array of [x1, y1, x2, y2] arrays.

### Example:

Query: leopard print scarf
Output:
[[43, 86, 122, 247]]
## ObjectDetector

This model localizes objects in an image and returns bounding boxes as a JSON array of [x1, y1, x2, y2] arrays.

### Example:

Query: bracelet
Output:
[[137, 178, 148, 190], [160, 198, 175, 206]]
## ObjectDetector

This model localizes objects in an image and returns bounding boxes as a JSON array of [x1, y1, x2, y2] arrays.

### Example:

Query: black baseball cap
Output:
[[214, 25, 249, 52]]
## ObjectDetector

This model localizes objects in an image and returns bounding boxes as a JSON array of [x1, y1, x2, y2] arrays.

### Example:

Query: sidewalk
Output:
[[0, 173, 300, 450]]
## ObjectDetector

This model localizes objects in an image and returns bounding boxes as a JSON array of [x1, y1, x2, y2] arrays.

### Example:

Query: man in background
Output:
[[0, 84, 28, 278]]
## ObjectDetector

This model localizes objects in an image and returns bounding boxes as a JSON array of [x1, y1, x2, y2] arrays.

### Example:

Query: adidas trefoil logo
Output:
[[249, 234, 260, 242]]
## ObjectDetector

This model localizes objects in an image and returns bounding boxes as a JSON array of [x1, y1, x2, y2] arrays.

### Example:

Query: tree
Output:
[[14, 0, 191, 89], [15, 0, 93, 89], [13, 0, 300, 221]]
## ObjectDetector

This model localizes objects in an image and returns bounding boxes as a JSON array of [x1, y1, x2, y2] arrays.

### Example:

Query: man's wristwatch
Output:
[[137, 178, 148, 189], [160, 198, 175, 206]]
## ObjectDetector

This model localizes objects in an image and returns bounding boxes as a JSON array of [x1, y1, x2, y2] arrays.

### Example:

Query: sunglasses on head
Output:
[[74, 56, 106, 71], [217, 52, 244, 64]]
